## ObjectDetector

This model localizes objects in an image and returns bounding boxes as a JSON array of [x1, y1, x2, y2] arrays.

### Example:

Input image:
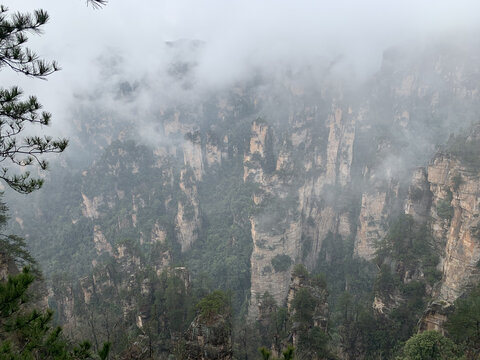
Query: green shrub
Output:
[[452, 173, 463, 191], [292, 263, 309, 278], [437, 199, 453, 220], [271, 254, 292, 272]]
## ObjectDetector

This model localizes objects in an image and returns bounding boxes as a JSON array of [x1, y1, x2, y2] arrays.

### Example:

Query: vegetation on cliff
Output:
[[3, 8, 480, 358]]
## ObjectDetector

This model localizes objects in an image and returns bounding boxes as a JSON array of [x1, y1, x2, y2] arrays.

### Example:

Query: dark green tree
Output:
[[0, 194, 38, 280], [297, 327, 333, 360], [400, 330, 462, 360], [196, 289, 231, 322], [445, 285, 480, 359], [165, 275, 188, 332], [291, 288, 316, 325], [259, 346, 271, 360], [291, 283, 333, 359], [258, 345, 295, 360], [0, 267, 111, 359]]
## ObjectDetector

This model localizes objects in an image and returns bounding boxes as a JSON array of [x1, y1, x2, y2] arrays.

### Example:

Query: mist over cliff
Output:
[[2, 1, 480, 359]]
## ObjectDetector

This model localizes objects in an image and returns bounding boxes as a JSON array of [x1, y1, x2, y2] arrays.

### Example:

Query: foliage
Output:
[[258, 345, 296, 360], [399, 330, 462, 360], [374, 264, 399, 294], [292, 263, 309, 278], [452, 173, 463, 191], [311, 273, 327, 289], [259, 346, 271, 360], [0, 234, 37, 273], [374, 214, 441, 285], [291, 285, 333, 358], [436, 199, 453, 220], [297, 327, 334, 360], [86, 0, 109, 9], [281, 345, 294, 360], [291, 288, 316, 325], [446, 132, 480, 169], [0, 6, 67, 193], [271, 254, 292, 273], [191, 154, 255, 313], [310, 215, 438, 359], [196, 290, 231, 322], [375, 215, 418, 265], [436, 189, 453, 221], [314, 231, 378, 359], [165, 275, 189, 332], [0, 268, 110, 359], [0, 194, 37, 273], [445, 285, 480, 359], [256, 292, 289, 353]]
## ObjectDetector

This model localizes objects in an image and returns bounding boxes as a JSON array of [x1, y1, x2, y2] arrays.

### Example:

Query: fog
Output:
[[1, 0, 480, 144]]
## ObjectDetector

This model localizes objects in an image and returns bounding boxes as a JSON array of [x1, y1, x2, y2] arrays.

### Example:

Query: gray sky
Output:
[[2, 1, 480, 136]]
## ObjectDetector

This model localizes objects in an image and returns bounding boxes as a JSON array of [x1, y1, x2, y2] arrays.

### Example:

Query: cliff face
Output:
[[176, 167, 202, 252], [246, 99, 357, 317], [355, 187, 397, 260], [367, 134, 480, 330], [427, 154, 480, 302]]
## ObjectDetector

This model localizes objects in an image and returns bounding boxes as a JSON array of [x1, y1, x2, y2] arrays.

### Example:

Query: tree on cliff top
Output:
[[0, 5, 67, 193], [196, 290, 231, 323]]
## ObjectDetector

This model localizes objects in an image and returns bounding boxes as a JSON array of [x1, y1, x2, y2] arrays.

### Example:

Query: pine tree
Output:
[[0, 267, 111, 359], [0, 5, 67, 193], [87, 0, 108, 8]]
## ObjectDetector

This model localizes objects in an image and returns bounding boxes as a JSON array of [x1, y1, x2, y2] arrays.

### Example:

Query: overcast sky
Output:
[[2, 1, 480, 135]]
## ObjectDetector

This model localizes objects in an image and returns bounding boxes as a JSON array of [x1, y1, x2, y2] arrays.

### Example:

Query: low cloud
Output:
[[1, 0, 479, 146]]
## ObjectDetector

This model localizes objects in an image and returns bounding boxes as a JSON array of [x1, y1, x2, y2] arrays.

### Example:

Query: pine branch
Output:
[[86, 0, 108, 9]]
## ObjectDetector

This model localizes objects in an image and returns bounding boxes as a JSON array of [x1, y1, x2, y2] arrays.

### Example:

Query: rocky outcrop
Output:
[[427, 153, 480, 303], [354, 177, 401, 261], [404, 167, 432, 224], [355, 191, 389, 260], [370, 141, 480, 331], [248, 217, 302, 318], [245, 119, 301, 318], [325, 107, 356, 186], [418, 300, 453, 335], [246, 103, 358, 318], [205, 133, 228, 167], [93, 226, 113, 256], [81, 193, 102, 219], [243, 119, 269, 183], [151, 222, 167, 244], [183, 132, 204, 181], [176, 168, 202, 252]]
